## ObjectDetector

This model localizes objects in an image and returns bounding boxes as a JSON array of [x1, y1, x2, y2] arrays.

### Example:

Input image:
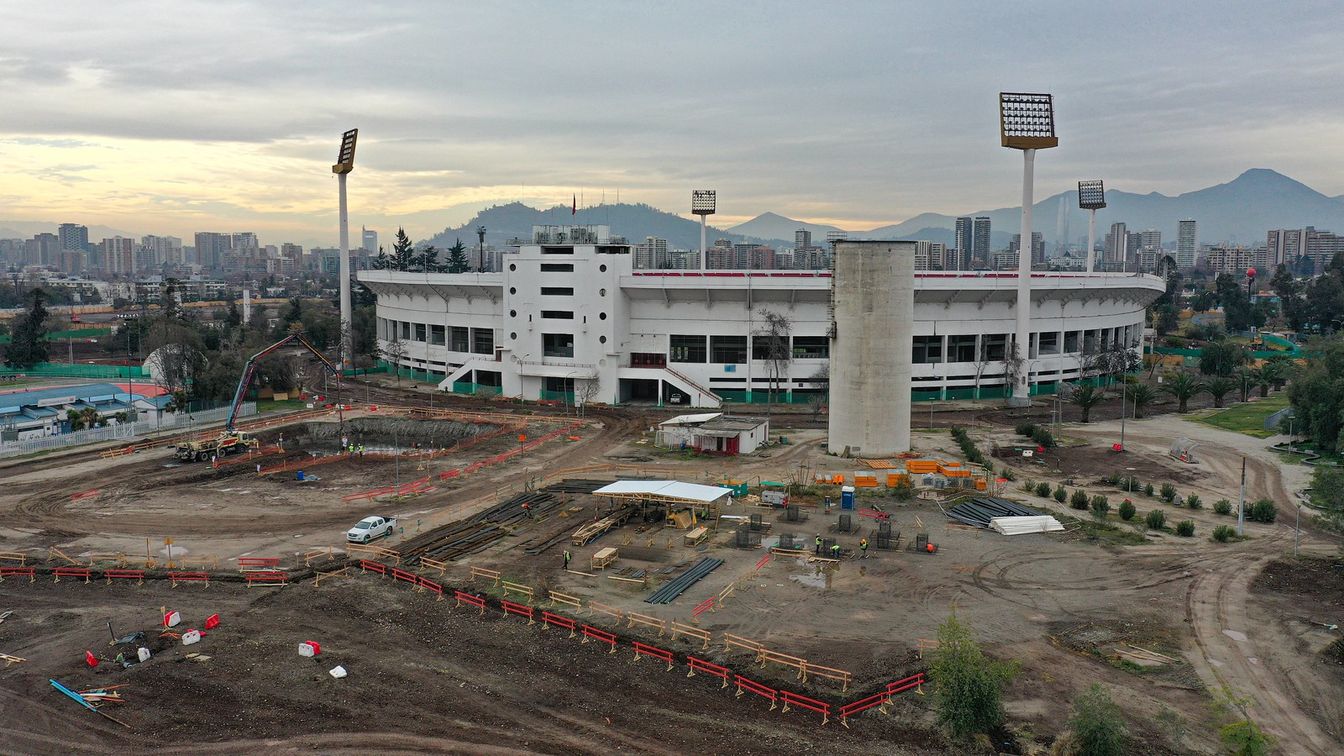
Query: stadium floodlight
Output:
[[691, 190, 716, 270], [1078, 179, 1105, 273], [999, 92, 1058, 150], [333, 128, 359, 369], [999, 92, 1058, 406], [333, 128, 358, 175], [1077, 179, 1106, 210]]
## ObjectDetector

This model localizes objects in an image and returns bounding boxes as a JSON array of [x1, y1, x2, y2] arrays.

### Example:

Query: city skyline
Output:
[[4, 2, 1344, 245]]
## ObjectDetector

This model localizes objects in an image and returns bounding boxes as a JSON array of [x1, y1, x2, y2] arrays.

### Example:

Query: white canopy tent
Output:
[[591, 480, 733, 506]]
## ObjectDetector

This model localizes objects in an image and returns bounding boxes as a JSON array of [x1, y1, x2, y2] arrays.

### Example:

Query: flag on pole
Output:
[[572, 194, 576, 216]]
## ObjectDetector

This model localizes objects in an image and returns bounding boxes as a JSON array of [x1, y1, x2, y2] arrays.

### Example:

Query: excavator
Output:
[[174, 331, 341, 462]]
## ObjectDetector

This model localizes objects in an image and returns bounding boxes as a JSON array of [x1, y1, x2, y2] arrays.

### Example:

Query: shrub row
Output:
[[950, 427, 987, 466], [1013, 422, 1057, 449]]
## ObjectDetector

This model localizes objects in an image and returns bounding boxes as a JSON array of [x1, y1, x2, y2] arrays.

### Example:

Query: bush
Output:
[[1015, 422, 1035, 437], [1035, 481, 1052, 498], [1069, 684, 1128, 756], [1022, 480, 1037, 493], [1090, 495, 1110, 519], [1214, 499, 1232, 515], [1031, 426, 1056, 448], [1248, 499, 1277, 523], [1070, 489, 1090, 510], [1119, 475, 1140, 493], [999, 467, 1016, 482], [1212, 525, 1236, 542], [1145, 509, 1166, 530], [1144, 483, 1155, 497], [1220, 719, 1273, 756], [1104, 473, 1120, 486], [931, 614, 1016, 739], [1176, 520, 1196, 537], [950, 427, 987, 466], [1118, 499, 1136, 521], [1053, 485, 1068, 503], [1185, 494, 1202, 510], [1160, 483, 1177, 502]]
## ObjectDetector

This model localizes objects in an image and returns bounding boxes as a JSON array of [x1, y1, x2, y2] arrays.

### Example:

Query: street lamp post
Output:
[[999, 92, 1058, 407], [333, 128, 359, 371]]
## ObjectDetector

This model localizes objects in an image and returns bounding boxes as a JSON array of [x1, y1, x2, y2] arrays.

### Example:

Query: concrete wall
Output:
[[828, 241, 914, 456]]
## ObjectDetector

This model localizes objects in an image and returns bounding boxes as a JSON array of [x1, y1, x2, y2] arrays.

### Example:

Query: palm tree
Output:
[[1069, 382, 1106, 423], [1206, 375, 1238, 409], [1259, 360, 1290, 395], [1162, 371, 1205, 413], [1235, 366, 1256, 403], [1127, 383, 1157, 419]]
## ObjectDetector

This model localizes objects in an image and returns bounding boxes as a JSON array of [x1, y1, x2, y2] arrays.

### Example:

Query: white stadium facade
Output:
[[358, 227, 1165, 409]]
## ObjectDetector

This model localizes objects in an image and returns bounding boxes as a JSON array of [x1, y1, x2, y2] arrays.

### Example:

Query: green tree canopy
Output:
[[931, 613, 1016, 739], [446, 239, 470, 273], [2, 288, 51, 368], [1288, 335, 1344, 451]]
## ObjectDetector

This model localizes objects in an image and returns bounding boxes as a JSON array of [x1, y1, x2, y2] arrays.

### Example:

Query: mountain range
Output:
[[426, 169, 1343, 253]]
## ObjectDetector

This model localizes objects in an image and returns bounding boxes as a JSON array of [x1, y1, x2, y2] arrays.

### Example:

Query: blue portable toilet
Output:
[[841, 485, 856, 510], [296, 470, 305, 481]]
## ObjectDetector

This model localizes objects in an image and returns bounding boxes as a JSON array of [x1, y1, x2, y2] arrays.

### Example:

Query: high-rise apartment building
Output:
[[971, 216, 991, 264], [794, 228, 812, 252], [1138, 229, 1161, 249], [634, 236, 668, 269], [1104, 222, 1128, 265], [194, 232, 231, 269], [58, 223, 89, 254], [141, 235, 184, 267], [953, 216, 973, 270], [1010, 232, 1046, 265], [1266, 228, 1304, 266], [1177, 220, 1197, 269], [362, 227, 378, 255], [29, 233, 59, 266], [100, 237, 135, 276]]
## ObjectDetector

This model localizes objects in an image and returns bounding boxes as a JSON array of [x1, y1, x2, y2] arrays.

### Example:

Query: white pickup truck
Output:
[[347, 515, 397, 544]]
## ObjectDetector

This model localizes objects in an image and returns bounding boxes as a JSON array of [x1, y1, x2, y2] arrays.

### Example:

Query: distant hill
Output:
[[0, 221, 136, 241], [423, 202, 763, 251], [867, 169, 1344, 247], [726, 212, 843, 244]]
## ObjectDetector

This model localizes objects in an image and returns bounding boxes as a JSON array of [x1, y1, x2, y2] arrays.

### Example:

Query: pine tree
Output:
[[446, 239, 470, 273], [416, 245, 440, 273], [371, 245, 390, 270], [2, 288, 51, 368], [392, 228, 415, 271]]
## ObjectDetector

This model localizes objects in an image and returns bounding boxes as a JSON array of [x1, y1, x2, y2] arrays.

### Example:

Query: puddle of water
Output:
[[790, 573, 828, 589], [1222, 629, 1249, 643]]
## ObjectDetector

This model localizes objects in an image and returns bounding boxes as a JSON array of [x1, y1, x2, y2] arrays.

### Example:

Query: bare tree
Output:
[[575, 375, 602, 417], [754, 309, 793, 416], [807, 364, 828, 421], [381, 333, 407, 386], [972, 338, 992, 400]]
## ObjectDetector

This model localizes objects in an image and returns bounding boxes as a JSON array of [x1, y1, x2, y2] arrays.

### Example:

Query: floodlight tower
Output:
[[692, 190, 716, 270], [476, 225, 487, 272], [332, 128, 359, 370], [1078, 180, 1106, 273], [999, 92, 1058, 407]]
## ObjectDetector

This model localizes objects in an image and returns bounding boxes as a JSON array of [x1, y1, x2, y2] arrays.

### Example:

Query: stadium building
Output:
[[359, 226, 1164, 408]]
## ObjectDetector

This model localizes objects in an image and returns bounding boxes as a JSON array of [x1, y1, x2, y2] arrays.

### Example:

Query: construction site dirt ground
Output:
[[0, 393, 1340, 754]]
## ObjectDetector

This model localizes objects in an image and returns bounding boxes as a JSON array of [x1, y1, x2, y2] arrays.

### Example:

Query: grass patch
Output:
[[1191, 394, 1289, 438], [256, 398, 310, 414]]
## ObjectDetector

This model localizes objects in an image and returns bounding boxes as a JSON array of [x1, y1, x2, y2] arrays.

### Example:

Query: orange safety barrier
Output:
[[581, 624, 618, 653], [691, 597, 716, 618], [391, 567, 419, 585], [53, 566, 93, 583], [852, 475, 879, 488], [780, 690, 831, 724], [359, 559, 388, 576], [417, 576, 444, 600], [734, 675, 778, 710], [454, 590, 486, 613], [69, 488, 101, 502], [632, 641, 675, 671], [686, 655, 731, 688], [886, 671, 926, 696], [754, 554, 772, 570], [0, 566, 36, 583], [244, 570, 289, 588], [885, 473, 910, 487], [838, 690, 890, 726], [501, 599, 535, 625], [541, 611, 577, 637], [103, 569, 145, 586], [168, 571, 210, 587]]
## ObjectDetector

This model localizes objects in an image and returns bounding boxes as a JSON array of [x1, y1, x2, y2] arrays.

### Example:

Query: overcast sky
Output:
[[3, 0, 1343, 245]]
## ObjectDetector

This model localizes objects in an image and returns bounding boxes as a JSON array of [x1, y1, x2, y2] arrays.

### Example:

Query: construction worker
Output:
[[563, 550, 572, 570], [859, 537, 869, 559], [522, 501, 532, 519], [814, 534, 822, 555], [358, 443, 365, 457], [830, 542, 841, 560]]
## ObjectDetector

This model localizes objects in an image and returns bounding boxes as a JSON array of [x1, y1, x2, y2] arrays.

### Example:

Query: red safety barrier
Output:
[[780, 690, 831, 724], [104, 569, 145, 585], [734, 675, 778, 710], [438, 469, 461, 480], [541, 611, 577, 636], [417, 576, 444, 600], [754, 553, 772, 570], [244, 570, 289, 587], [886, 671, 926, 696], [53, 566, 94, 583], [501, 599, 535, 624], [454, 590, 485, 613], [838, 690, 891, 726], [0, 566, 37, 582], [391, 567, 418, 585], [632, 641, 675, 670], [358, 559, 387, 576], [686, 656, 731, 687], [204, 613, 221, 630], [168, 571, 210, 587], [70, 488, 101, 502], [238, 557, 281, 570], [581, 624, 618, 653], [859, 508, 891, 521], [691, 597, 716, 618]]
